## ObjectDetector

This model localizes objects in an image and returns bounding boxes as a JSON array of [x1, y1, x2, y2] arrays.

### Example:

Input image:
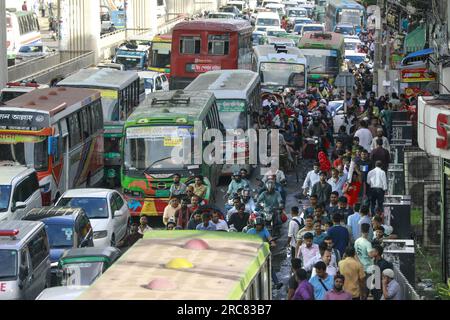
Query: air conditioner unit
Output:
[[404, 149, 439, 206], [423, 184, 441, 249]]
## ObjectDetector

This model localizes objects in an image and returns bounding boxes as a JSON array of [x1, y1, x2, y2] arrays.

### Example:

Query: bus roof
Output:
[[185, 70, 259, 100], [78, 231, 270, 300], [152, 34, 172, 42], [173, 19, 253, 33], [126, 90, 216, 124], [57, 68, 139, 90], [298, 32, 345, 49], [253, 45, 307, 64], [2, 87, 100, 116], [330, 0, 365, 10]]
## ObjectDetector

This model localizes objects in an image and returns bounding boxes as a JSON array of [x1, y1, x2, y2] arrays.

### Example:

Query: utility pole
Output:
[[374, 0, 383, 96]]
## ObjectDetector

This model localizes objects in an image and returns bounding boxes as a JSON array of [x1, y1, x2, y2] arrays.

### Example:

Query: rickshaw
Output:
[[57, 247, 122, 286]]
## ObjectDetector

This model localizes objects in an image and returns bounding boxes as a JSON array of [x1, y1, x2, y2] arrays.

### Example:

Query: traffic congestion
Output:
[[0, 0, 436, 301]]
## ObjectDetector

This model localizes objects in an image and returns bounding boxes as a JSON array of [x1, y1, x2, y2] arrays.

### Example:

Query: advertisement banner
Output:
[[186, 64, 221, 73], [401, 69, 436, 83]]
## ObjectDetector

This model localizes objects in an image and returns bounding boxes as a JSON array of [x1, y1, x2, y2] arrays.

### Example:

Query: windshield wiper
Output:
[[144, 156, 174, 174]]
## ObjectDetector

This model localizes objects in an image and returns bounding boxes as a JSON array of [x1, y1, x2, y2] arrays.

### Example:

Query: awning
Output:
[[401, 48, 434, 66], [404, 25, 426, 54], [404, 48, 434, 60]]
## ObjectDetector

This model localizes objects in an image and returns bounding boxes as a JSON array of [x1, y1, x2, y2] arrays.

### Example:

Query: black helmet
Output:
[[255, 217, 264, 226]]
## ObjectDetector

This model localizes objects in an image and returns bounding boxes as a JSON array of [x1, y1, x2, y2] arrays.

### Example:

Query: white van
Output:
[[0, 221, 51, 300], [138, 71, 170, 95], [0, 163, 42, 222], [255, 12, 282, 33]]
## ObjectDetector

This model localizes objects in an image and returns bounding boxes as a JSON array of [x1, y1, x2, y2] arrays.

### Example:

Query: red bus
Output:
[[170, 19, 253, 89]]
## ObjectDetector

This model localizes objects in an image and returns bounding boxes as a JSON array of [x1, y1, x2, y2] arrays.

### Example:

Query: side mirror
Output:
[[114, 210, 123, 218], [13, 202, 27, 212], [19, 265, 29, 281]]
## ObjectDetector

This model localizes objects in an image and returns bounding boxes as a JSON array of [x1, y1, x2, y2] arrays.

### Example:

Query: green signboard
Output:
[[217, 100, 246, 113]]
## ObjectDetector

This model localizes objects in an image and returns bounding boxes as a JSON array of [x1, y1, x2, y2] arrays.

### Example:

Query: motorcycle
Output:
[[255, 203, 283, 237]]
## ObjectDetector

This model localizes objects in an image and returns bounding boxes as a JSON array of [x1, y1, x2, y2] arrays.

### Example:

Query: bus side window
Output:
[[93, 99, 104, 132], [79, 109, 90, 140], [67, 113, 81, 147]]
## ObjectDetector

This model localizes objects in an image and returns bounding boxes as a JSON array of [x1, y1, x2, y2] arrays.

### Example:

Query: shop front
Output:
[[418, 95, 450, 283]]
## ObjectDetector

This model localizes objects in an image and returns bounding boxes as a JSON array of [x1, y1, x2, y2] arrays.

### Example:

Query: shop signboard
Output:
[[401, 68, 436, 83]]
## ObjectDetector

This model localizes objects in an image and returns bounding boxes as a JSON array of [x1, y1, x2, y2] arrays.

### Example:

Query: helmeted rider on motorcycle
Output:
[[225, 171, 250, 211], [257, 180, 284, 222]]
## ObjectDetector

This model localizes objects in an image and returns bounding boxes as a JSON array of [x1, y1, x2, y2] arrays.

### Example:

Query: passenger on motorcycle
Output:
[[227, 203, 251, 232], [247, 217, 276, 246], [241, 188, 256, 213], [257, 181, 284, 213], [226, 195, 243, 220], [226, 171, 250, 200]]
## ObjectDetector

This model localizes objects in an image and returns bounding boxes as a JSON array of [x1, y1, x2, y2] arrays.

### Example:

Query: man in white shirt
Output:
[[370, 128, 390, 152], [211, 211, 229, 231], [297, 232, 319, 267], [303, 162, 321, 196], [262, 168, 286, 185], [354, 120, 373, 153], [367, 161, 388, 214], [306, 247, 338, 278], [286, 207, 304, 258]]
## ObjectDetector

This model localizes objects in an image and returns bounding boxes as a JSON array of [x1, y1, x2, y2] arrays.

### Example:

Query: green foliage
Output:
[[437, 280, 450, 300]]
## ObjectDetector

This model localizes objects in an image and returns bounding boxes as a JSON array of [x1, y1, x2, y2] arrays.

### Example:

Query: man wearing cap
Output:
[[381, 269, 401, 300], [370, 128, 390, 152]]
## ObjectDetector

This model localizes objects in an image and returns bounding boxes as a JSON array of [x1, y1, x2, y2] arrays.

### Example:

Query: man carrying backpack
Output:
[[287, 206, 305, 258]]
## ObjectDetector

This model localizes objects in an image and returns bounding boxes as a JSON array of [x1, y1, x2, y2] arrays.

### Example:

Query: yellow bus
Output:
[[148, 34, 172, 77], [78, 231, 272, 300]]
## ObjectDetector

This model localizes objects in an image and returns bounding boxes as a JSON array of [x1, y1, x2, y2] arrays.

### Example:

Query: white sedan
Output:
[[56, 189, 130, 247]]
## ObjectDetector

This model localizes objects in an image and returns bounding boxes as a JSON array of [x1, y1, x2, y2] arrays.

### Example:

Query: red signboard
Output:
[[437, 113, 450, 150], [401, 68, 436, 83]]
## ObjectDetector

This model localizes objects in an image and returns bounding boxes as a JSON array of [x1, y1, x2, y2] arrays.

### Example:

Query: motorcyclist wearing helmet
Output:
[[257, 180, 284, 213], [307, 113, 326, 138], [226, 171, 250, 200], [247, 217, 276, 245]]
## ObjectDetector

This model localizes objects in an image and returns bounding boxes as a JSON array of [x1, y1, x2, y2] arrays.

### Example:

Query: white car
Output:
[[345, 51, 368, 69], [55, 189, 130, 247], [36, 286, 88, 300], [16, 44, 54, 60], [344, 37, 362, 51], [138, 71, 170, 95], [299, 24, 325, 36]]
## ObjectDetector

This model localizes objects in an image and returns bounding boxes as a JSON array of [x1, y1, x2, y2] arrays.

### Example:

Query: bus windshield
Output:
[[217, 100, 247, 130], [115, 56, 143, 70], [0, 250, 17, 280], [288, 9, 307, 17], [0, 185, 12, 213], [150, 42, 171, 69], [301, 49, 340, 74], [124, 126, 193, 171], [0, 137, 48, 171], [339, 10, 362, 26], [45, 224, 74, 249], [260, 62, 306, 88], [257, 18, 279, 26]]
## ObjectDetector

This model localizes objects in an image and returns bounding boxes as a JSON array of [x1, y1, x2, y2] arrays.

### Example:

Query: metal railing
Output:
[[394, 266, 422, 300], [8, 52, 60, 82], [15, 51, 95, 85]]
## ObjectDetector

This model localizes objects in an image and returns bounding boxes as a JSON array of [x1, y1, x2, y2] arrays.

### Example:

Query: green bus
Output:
[[298, 31, 345, 85], [78, 231, 272, 300], [57, 68, 143, 185], [121, 90, 222, 219]]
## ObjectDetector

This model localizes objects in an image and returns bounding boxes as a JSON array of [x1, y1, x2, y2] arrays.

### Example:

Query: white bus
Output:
[[185, 70, 261, 176], [6, 10, 41, 55], [1, 87, 105, 205], [252, 44, 308, 92]]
